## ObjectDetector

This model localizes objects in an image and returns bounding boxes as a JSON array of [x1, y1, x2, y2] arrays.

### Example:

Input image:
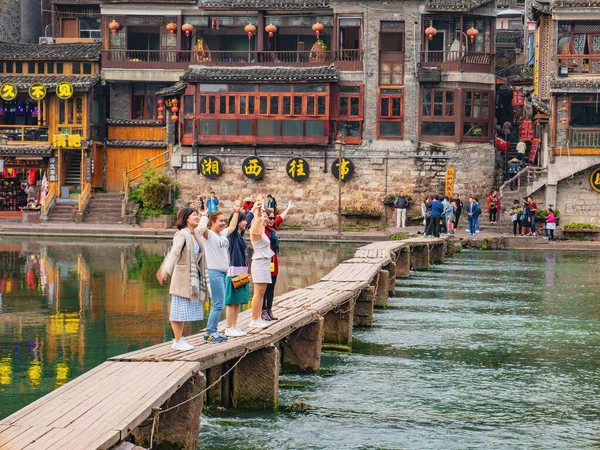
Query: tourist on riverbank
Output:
[[266, 194, 277, 214], [544, 208, 556, 242], [521, 199, 532, 235], [528, 196, 538, 235], [473, 197, 482, 232], [243, 196, 254, 213], [224, 210, 249, 337], [453, 193, 463, 230], [442, 196, 453, 234], [487, 190, 501, 224], [206, 191, 219, 213], [248, 198, 275, 328], [156, 207, 210, 351], [394, 191, 409, 228], [466, 197, 478, 236], [427, 194, 443, 238], [421, 195, 431, 235], [509, 199, 523, 236], [198, 200, 241, 343]]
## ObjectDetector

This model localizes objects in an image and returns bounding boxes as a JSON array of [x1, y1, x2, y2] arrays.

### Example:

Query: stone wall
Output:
[[0, 0, 23, 43], [556, 167, 600, 226], [109, 83, 132, 120]]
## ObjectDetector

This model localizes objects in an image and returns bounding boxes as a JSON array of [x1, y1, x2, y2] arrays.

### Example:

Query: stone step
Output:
[[86, 205, 122, 212]]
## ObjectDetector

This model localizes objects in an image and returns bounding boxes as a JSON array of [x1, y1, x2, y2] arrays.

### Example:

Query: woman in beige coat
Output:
[[156, 207, 210, 351]]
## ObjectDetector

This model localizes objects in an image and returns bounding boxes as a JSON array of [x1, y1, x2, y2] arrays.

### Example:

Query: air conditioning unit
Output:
[[39, 37, 54, 45]]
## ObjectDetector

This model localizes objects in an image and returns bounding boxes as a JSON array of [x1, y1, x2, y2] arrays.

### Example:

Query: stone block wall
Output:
[[556, 168, 600, 225], [109, 83, 132, 120], [0, 0, 22, 43]]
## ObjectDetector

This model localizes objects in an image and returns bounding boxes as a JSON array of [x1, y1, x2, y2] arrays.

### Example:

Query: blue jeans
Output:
[[530, 215, 536, 234], [206, 269, 226, 334], [468, 215, 476, 235]]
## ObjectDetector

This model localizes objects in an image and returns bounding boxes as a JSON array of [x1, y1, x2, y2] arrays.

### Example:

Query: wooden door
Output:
[[61, 18, 79, 38]]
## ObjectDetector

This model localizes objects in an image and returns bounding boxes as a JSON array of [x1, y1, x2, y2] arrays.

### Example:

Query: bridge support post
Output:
[[373, 269, 389, 307], [353, 286, 375, 327], [323, 300, 353, 348], [386, 263, 397, 296], [205, 365, 223, 406], [430, 242, 446, 264], [282, 317, 324, 372], [395, 248, 411, 278], [411, 244, 430, 270], [132, 373, 206, 450], [233, 344, 279, 408]]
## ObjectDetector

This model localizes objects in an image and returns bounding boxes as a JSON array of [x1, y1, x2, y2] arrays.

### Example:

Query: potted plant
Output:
[[341, 205, 382, 219], [382, 193, 412, 207], [133, 168, 179, 228], [561, 222, 600, 241]]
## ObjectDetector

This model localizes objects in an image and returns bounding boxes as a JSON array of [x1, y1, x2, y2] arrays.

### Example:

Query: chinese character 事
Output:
[[56, 82, 74, 99], [0, 83, 17, 101], [28, 83, 46, 100], [200, 156, 221, 178], [332, 158, 354, 181], [590, 167, 600, 193], [242, 157, 265, 179], [286, 157, 309, 181]]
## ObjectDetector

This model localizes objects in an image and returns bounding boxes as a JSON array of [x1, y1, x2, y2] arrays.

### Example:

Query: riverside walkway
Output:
[[0, 236, 454, 450]]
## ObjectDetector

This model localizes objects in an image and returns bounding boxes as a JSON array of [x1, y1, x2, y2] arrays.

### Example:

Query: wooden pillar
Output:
[[233, 345, 279, 408], [430, 242, 446, 264], [353, 286, 375, 327], [323, 301, 353, 348], [132, 373, 206, 450], [411, 245, 430, 270], [386, 263, 397, 296], [282, 318, 324, 373], [373, 269, 389, 308], [205, 365, 222, 406], [395, 249, 411, 278]]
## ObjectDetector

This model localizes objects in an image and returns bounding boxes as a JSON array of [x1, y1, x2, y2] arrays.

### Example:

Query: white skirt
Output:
[[251, 257, 272, 283]]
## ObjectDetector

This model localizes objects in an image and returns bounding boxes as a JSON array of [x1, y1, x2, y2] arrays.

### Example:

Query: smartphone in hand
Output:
[[198, 196, 205, 210]]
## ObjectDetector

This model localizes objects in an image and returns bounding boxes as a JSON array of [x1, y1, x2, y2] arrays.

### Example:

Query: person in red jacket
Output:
[[487, 190, 501, 224]]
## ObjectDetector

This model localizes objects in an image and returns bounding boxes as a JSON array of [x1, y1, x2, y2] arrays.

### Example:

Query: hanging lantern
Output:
[[561, 99, 567, 105], [245, 23, 256, 39], [425, 26, 437, 41], [561, 118, 567, 125], [182, 23, 194, 37], [158, 99, 164, 105], [109, 20, 120, 35], [158, 106, 165, 113], [561, 107, 567, 112], [166, 22, 177, 36], [158, 114, 165, 121], [172, 98, 179, 106], [312, 22, 324, 38], [265, 23, 277, 38], [171, 106, 179, 114], [171, 114, 179, 122], [466, 27, 479, 43], [499, 17, 504, 28]]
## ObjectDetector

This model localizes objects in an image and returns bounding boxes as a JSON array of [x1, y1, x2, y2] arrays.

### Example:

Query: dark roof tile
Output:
[[0, 43, 101, 61], [198, 0, 330, 9], [107, 119, 164, 126], [182, 65, 339, 83], [107, 140, 167, 148], [425, 0, 494, 11], [551, 77, 600, 91], [156, 82, 187, 96], [0, 145, 52, 156], [0, 75, 100, 90]]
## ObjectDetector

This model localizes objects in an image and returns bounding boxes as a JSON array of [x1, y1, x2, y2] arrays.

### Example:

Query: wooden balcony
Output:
[[102, 49, 363, 71], [569, 128, 600, 149], [557, 54, 600, 75], [420, 50, 494, 73]]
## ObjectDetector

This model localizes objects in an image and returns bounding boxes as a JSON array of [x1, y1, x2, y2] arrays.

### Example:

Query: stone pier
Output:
[[373, 269, 389, 307], [233, 345, 279, 408], [395, 248, 411, 278], [411, 244, 430, 270], [429, 242, 446, 264], [323, 301, 354, 348], [282, 318, 324, 372], [353, 286, 375, 327], [386, 263, 397, 296]]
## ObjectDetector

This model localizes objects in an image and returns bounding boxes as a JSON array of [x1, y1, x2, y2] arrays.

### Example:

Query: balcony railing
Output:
[[557, 54, 600, 75], [0, 126, 49, 143], [420, 50, 494, 73], [570, 128, 600, 148], [102, 49, 363, 71]]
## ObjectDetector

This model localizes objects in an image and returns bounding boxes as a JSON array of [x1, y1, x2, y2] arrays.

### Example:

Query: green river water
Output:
[[1, 237, 600, 449]]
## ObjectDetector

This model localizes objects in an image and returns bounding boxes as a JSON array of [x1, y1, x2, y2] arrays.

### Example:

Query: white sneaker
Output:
[[249, 318, 269, 328], [225, 327, 246, 337], [172, 338, 194, 351], [233, 327, 248, 336]]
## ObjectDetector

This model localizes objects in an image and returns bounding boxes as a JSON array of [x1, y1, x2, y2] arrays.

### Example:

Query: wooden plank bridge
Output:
[[0, 237, 455, 450]]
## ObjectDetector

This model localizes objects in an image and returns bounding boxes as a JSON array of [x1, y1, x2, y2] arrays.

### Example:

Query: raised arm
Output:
[[250, 201, 265, 240], [278, 199, 294, 221], [226, 200, 242, 236]]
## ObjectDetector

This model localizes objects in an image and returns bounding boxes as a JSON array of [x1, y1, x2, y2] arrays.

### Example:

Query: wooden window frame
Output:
[[462, 89, 491, 141], [377, 86, 403, 140], [131, 85, 158, 120], [58, 96, 86, 139], [335, 84, 364, 144], [419, 88, 457, 141]]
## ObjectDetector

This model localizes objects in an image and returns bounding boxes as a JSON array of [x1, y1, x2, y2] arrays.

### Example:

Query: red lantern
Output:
[[466, 27, 479, 43], [171, 115, 179, 122], [500, 17, 504, 29], [158, 99, 164, 105], [182, 23, 194, 37], [562, 99, 567, 105], [171, 106, 179, 114], [166, 22, 177, 36], [158, 106, 165, 113], [265, 23, 277, 38], [561, 118, 567, 125], [312, 22, 324, 38], [158, 114, 165, 121], [109, 20, 120, 35], [245, 23, 256, 39], [425, 26, 437, 41], [172, 98, 179, 106]]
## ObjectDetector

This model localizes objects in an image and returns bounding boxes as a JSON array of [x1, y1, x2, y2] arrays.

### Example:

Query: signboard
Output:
[[56, 82, 74, 100], [512, 91, 525, 106], [2, 157, 47, 168], [86, 154, 92, 183], [590, 167, 600, 193], [519, 119, 534, 141], [28, 83, 47, 101], [48, 157, 57, 182], [52, 133, 81, 148], [445, 166, 456, 197], [199, 155, 222, 178], [286, 157, 309, 181], [533, 28, 539, 97], [528, 137, 540, 164], [331, 158, 354, 182], [0, 83, 17, 101], [242, 157, 265, 180]]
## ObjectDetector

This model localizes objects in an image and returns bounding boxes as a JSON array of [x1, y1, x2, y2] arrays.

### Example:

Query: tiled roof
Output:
[[0, 75, 100, 90], [0, 43, 101, 61], [107, 119, 164, 126], [156, 82, 187, 96], [198, 0, 330, 9], [106, 140, 167, 148], [552, 0, 599, 7], [551, 77, 600, 91], [425, 0, 494, 11], [182, 65, 339, 83], [0, 145, 52, 156], [532, 0, 551, 14]]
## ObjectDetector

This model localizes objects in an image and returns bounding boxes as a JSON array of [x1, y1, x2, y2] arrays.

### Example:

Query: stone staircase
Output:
[[49, 201, 77, 223], [499, 166, 548, 205], [65, 152, 81, 186], [83, 193, 123, 224]]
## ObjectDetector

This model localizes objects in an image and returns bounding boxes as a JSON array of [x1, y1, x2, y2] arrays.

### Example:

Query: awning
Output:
[[182, 65, 339, 83], [0, 75, 100, 91], [0, 145, 52, 157]]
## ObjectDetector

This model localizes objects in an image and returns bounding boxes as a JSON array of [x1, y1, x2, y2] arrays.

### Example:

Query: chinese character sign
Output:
[[52, 134, 81, 148], [199, 156, 222, 178], [528, 137, 540, 164], [519, 119, 534, 142], [0, 83, 17, 101], [445, 166, 455, 197], [28, 83, 46, 101], [56, 82, 74, 100], [286, 157, 309, 181], [512, 91, 524, 106], [590, 167, 600, 193], [331, 158, 354, 182], [242, 157, 265, 180]]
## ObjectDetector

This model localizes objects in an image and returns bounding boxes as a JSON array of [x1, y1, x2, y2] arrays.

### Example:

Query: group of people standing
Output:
[[420, 193, 464, 238], [509, 196, 544, 237], [156, 194, 292, 351]]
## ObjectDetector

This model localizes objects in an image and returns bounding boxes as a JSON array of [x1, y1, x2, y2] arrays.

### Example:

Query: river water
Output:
[[1, 239, 600, 449]]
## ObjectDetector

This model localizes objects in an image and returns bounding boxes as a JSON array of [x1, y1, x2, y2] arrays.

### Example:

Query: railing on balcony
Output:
[[102, 49, 363, 71], [557, 54, 600, 75], [0, 126, 49, 143], [570, 128, 600, 148], [420, 50, 494, 73]]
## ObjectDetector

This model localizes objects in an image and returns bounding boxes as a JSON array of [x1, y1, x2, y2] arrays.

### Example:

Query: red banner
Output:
[[512, 91, 525, 106], [528, 137, 540, 164], [495, 137, 509, 153], [520, 119, 534, 141]]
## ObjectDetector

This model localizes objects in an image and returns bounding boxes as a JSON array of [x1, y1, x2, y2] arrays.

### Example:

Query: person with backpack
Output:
[[393, 191, 409, 228], [427, 194, 444, 238], [487, 190, 501, 224], [266, 194, 277, 215], [452, 193, 463, 230], [509, 199, 523, 236]]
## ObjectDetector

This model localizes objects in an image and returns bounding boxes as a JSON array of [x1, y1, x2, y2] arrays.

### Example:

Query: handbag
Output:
[[231, 273, 250, 289]]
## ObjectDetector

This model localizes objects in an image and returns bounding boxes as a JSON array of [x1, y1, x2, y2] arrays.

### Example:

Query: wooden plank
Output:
[[0, 425, 55, 450]]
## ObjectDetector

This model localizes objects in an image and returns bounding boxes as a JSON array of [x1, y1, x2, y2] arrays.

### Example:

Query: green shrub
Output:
[[563, 222, 598, 230], [137, 168, 179, 210], [128, 188, 142, 203], [536, 209, 560, 219]]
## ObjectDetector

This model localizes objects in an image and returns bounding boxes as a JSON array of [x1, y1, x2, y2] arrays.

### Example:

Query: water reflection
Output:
[[0, 237, 358, 419]]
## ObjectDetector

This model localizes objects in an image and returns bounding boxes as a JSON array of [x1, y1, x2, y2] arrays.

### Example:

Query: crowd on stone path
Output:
[[156, 192, 293, 352]]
